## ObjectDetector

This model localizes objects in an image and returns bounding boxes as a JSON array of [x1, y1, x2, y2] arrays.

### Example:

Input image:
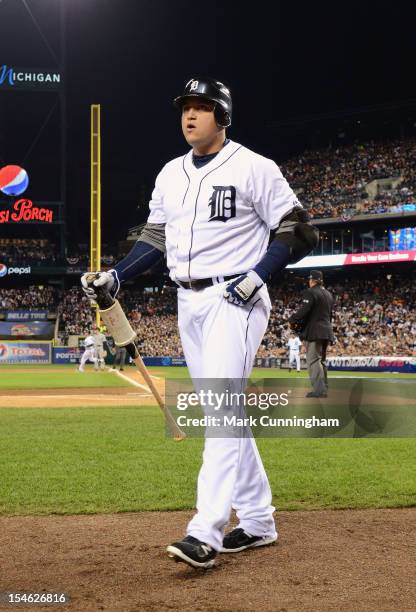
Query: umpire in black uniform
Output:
[[289, 270, 334, 397]]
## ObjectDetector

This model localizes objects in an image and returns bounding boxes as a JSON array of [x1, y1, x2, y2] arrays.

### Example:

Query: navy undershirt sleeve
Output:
[[253, 241, 291, 283], [113, 241, 164, 283]]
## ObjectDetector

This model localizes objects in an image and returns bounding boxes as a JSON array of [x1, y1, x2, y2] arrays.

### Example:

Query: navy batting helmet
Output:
[[173, 77, 232, 128]]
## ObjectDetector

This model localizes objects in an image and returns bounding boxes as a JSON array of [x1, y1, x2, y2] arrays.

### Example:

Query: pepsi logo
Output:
[[0, 263, 7, 277], [0, 343, 8, 358], [0, 165, 29, 196]]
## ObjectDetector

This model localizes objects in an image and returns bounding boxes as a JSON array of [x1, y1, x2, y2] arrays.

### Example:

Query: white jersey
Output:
[[147, 140, 301, 282], [287, 337, 302, 352], [94, 333, 106, 349], [84, 335, 95, 349]]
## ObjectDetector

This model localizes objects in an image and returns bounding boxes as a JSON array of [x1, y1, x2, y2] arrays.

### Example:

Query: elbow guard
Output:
[[273, 208, 319, 264]]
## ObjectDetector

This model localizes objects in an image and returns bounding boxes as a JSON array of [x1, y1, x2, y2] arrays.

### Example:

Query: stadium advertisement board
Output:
[[0, 201, 63, 225], [52, 347, 82, 364], [327, 356, 416, 373], [0, 263, 31, 276], [289, 249, 416, 268], [0, 321, 54, 340], [141, 357, 187, 367], [6, 310, 49, 321], [0, 199, 54, 224], [0, 65, 61, 90], [0, 341, 51, 364], [255, 357, 282, 368]]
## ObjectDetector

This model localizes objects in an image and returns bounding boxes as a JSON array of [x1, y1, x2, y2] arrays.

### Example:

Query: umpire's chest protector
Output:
[[148, 140, 300, 281]]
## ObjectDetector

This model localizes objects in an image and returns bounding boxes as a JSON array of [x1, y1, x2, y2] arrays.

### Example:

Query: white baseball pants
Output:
[[177, 281, 277, 550], [80, 348, 96, 368], [289, 351, 300, 371], [94, 347, 105, 369]]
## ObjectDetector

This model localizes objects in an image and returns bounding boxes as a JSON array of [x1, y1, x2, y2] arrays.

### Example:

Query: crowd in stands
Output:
[[1, 275, 415, 357], [0, 239, 59, 266], [0, 240, 117, 267], [55, 286, 183, 355], [281, 137, 416, 219], [57, 287, 96, 337], [122, 289, 182, 356], [50, 275, 416, 358], [330, 281, 415, 356], [259, 277, 416, 358], [0, 285, 57, 309]]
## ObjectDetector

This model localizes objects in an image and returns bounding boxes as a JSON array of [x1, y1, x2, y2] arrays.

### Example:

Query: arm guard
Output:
[[273, 208, 319, 264], [140, 223, 166, 253], [254, 208, 319, 282]]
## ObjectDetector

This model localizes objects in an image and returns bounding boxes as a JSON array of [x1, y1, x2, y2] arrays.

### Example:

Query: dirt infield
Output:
[[0, 387, 156, 408], [0, 370, 162, 408], [0, 508, 415, 611]]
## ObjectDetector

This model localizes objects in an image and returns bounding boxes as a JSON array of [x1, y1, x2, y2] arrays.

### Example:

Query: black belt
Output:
[[176, 275, 237, 291]]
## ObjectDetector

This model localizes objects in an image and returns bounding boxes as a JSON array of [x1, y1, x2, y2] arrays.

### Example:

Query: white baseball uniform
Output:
[[148, 139, 300, 550], [94, 332, 107, 369], [287, 336, 302, 371], [79, 334, 96, 370]]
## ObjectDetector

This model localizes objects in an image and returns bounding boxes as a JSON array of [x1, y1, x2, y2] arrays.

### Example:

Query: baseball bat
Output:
[[85, 274, 186, 441]]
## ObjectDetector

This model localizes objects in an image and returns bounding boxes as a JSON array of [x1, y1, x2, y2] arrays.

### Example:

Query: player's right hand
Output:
[[80, 269, 120, 302]]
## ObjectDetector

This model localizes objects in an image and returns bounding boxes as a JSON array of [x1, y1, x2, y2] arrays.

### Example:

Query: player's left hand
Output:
[[223, 271, 263, 307]]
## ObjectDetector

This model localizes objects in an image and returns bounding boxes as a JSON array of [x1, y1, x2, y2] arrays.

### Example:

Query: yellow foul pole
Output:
[[90, 104, 101, 327]]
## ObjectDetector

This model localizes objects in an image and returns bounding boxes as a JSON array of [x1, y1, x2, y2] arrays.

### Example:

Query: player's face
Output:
[[181, 98, 222, 149]]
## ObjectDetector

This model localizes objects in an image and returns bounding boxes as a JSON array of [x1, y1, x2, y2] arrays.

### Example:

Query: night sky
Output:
[[0, 0, 415, 246]]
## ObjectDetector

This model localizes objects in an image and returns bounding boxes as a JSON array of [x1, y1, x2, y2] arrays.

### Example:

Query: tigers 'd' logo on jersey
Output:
[[208, 186, 236, 222]]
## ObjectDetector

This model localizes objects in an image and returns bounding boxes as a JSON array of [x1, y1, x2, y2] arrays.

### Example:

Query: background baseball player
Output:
[[93, 329, 107, 371], [287, 332, 302, 372], [78, 332, 96, 372], [81, 77, 318, 569]]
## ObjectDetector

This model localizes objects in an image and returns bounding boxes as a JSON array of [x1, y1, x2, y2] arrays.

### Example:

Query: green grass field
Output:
[[0, 366, 130, 389], [0, 365, 415, 515]]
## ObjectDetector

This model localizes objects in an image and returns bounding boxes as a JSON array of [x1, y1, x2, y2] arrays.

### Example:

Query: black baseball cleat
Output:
[[220, 528, 278, 553], [306, 391, 328, 398], [166, 535, 216, 569]]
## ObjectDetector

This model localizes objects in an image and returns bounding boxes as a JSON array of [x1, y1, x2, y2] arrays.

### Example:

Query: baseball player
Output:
[[78, 332, 96, 372], [287, 333, 302, 372], [93, 329, 107, 371], [81, 78, 318, 569]]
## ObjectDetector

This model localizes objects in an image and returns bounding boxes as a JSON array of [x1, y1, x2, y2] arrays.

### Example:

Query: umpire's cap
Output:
[[309, 270, 323, 283], [174, 77, 232, 128]]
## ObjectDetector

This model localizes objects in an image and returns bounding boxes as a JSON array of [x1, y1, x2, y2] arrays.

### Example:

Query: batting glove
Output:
[[80, 269, 120, 303], [223, 270, 263, 307]]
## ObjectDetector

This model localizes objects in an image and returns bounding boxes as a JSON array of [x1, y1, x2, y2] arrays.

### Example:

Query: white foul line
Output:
[[109, 368, 151, 392]]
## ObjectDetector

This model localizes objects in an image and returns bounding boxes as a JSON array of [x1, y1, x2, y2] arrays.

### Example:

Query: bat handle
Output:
[[94, 285, 115, 310]]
